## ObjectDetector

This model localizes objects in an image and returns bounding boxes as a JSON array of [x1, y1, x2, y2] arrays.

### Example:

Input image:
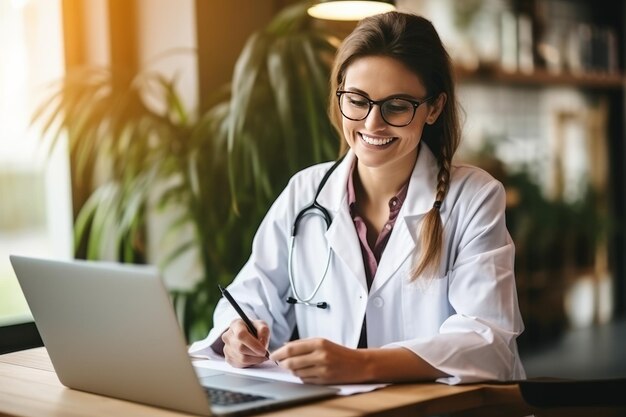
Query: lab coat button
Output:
[[373, 297, 384, 308]]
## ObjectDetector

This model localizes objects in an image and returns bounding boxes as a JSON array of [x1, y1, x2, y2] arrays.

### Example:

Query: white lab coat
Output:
[[189, 144, 526, 384]]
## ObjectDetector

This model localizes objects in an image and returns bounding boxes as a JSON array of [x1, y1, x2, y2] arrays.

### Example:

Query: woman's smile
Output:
[[359, 132, 397, 148]]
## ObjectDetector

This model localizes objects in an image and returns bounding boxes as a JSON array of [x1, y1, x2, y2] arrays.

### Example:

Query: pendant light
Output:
[[307, 1, 396, 21]]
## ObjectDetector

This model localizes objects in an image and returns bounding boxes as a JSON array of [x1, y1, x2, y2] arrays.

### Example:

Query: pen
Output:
[[217, 284, 274, 363]]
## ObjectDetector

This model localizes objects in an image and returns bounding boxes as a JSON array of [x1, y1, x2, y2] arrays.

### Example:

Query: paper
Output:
[[191, 353, 388, 395]]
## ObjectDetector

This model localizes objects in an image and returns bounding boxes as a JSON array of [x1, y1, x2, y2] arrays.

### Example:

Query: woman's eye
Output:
[[385, 100, 412, 113], [348, 97, 369, 108]]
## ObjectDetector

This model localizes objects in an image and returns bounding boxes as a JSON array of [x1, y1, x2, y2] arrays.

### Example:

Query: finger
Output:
[[276, 350, 322, 372], [270, 339, 317, 362], [254, 320, 270, 348], [292, 364, 326, 379], [222, 324, 267, 367], [227, 338, 263, 357], [229, 320, 267, 356], [223, 344, 267, 368], [222, 324, 254, 351], [226, 350, 265, 367]]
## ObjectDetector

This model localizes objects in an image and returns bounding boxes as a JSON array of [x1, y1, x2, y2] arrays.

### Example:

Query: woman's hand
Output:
[[221, 319, 270, 368], [270, 338, 368, 384], [271, 339, 449, 384]]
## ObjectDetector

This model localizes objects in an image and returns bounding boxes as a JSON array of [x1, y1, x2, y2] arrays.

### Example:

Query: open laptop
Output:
[[9, 255, 337, 416]]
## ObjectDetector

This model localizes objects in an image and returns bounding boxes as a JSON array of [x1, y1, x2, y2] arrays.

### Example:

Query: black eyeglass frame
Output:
[[336, 90, 435, 127]]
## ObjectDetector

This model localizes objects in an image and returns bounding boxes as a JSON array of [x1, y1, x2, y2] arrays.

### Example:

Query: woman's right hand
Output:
[[221, 318, 270, 368]]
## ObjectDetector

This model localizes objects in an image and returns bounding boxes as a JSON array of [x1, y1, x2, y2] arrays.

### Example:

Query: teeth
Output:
[[361, 134, 394, 146]]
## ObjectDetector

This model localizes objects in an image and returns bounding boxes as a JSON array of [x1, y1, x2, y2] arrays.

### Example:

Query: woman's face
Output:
[[341, 55, 439, 173]]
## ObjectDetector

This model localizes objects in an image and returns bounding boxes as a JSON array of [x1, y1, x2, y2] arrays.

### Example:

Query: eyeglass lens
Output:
[[339, 92, 417, 127]]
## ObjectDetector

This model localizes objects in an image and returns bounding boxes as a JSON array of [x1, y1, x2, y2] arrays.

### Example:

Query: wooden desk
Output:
[[0, 348, 532, 417]]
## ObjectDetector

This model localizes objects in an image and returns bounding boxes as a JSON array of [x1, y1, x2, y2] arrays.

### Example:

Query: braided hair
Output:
[[328, 12, 461, 279]]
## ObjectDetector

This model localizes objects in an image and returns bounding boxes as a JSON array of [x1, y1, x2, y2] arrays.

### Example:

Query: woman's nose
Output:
[[364, 105, 387, 131]]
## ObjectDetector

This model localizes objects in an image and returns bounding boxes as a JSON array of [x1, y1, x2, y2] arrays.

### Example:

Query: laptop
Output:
[[9, 255, 337, 416]]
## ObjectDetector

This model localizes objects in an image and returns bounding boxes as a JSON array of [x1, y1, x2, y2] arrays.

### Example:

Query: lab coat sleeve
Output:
[[188, 179, 297, 357], [386, 180, 526, 384]]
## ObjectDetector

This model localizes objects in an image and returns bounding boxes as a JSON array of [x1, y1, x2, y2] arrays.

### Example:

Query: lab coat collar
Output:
[[316, 143, 438, 218], [318, 144, 439, 293], [316, 150, 355, 212], [401, 143, 439, 218]]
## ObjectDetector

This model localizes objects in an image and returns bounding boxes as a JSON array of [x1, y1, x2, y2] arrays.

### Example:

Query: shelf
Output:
[[456, 66, 626, 90]]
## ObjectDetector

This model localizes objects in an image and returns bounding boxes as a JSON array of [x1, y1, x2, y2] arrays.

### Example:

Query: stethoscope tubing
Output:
[[287, 235, 332, 303], [286, 155, 346, 308]]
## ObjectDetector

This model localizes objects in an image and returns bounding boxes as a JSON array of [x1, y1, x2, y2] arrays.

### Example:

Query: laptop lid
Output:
[[10, 255, 212, 416]]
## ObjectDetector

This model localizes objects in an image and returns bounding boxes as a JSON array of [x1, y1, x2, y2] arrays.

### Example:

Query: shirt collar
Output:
[[346, 158, 411, 217], [317, 143, 438, 217]]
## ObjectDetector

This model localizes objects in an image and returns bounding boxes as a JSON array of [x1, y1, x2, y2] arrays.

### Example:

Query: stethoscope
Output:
[[286, 155, 346, 310]]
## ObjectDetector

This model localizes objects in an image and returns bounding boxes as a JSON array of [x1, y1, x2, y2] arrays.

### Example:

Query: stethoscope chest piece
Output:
[[286, 296, 328, 309]]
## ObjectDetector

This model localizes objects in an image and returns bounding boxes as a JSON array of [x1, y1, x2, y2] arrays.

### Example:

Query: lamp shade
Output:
[[307, 1, 396, 21]]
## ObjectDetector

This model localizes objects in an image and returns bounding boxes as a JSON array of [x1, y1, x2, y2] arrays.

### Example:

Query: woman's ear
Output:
[[426, 93, 447, 125]]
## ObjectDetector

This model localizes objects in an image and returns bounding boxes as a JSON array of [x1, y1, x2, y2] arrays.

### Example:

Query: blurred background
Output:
[[1, 0, 625, 380]]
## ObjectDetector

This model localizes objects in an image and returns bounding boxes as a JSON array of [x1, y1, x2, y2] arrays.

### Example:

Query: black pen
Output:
[[217, 284, 274, 363]]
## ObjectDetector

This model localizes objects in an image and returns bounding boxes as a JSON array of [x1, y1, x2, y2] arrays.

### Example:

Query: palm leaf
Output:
[[267, 38, 298, 172]]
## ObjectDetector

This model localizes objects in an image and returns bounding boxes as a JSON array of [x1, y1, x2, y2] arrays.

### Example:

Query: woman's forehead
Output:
[[343, 55, 426, 98]]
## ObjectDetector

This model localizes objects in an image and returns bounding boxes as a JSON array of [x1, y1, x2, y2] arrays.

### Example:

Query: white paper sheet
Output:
[[191, 352, 388, 396]]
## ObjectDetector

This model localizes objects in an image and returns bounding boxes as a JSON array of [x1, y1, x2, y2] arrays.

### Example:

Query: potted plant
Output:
[[33, 2, 340, 341]]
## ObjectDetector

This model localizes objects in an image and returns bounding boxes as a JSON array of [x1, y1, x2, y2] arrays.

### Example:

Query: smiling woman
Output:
[[191, 11, 525, 386], [0, 0, 72, 350]]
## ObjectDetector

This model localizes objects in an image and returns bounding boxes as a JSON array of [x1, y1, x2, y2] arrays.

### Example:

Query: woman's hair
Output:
[[329, 12, 461, 280]]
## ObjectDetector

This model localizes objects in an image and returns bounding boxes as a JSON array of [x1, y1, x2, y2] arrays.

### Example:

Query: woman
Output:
[[190, 11, 525, 385]]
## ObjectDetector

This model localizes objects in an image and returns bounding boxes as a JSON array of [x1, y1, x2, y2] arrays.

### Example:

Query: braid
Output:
[[411, 153, 451, 280], [435, 156, 451, 204]]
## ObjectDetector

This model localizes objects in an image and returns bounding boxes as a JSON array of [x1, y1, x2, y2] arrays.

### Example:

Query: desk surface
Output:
[[0, 348, 532, 417]]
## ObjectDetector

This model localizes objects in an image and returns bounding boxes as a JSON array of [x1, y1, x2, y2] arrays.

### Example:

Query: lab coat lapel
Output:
[[318, 151, 368, 292], [325, 208, 368, 292], [369, 217, 418, 294], [370, 144, 439, 294]]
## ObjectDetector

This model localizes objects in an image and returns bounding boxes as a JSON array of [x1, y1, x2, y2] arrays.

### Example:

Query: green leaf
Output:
[[267, 38, 297, 172]]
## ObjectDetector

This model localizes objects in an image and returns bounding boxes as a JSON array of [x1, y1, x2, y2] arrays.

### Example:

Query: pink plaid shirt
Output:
[[347, 162, 409, 290]]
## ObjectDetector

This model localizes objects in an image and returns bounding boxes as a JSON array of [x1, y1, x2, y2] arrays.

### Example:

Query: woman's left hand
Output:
[[270, 338, 368, 384]]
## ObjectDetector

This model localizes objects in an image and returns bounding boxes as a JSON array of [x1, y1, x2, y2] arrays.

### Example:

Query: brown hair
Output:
[[329, 12, 461, 279]]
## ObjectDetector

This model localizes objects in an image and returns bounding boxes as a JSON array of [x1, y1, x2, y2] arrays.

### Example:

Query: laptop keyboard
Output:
[[204, 387, 271, 406]]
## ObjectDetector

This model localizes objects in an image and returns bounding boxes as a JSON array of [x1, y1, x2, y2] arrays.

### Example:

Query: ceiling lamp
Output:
[[307, 1, 396, 21]]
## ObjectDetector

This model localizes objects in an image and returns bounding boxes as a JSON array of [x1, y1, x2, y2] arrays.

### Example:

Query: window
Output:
[[0, 0, 72, 329]]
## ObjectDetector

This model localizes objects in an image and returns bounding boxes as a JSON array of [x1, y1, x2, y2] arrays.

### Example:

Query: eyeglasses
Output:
[[336, 90, 434, 127]]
